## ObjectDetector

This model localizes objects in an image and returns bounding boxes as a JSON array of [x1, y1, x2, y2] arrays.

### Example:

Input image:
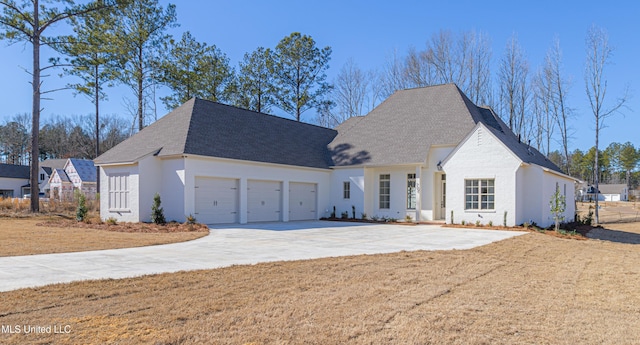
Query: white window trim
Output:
[[464, 178, 495, 211]]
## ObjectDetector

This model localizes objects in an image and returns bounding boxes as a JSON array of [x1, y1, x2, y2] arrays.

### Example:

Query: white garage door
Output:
[[194, 177, 239, 224], [248, 180, 282, 222], [289, 182, 317, 221]]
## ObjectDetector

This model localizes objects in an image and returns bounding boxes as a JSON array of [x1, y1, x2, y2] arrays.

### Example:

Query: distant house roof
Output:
[[41, 159, 67, 170], [67, 158, 97, 183], [95, 98, 338, 169], [598, 184, 628, 194], [0, 163, 30, 179], [52, 168, 71, 183]]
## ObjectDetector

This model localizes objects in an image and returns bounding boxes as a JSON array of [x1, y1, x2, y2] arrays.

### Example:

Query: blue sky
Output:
[[0, 0, 637, 153]]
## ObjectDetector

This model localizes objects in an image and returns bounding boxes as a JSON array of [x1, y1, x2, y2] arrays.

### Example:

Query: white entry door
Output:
[[289, 182, 317, 221], [194, 177, 239, 224], [247, 180, 282, 222]]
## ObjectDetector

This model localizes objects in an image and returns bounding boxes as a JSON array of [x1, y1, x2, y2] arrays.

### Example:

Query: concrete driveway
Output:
[[0, 221, 524, 292]]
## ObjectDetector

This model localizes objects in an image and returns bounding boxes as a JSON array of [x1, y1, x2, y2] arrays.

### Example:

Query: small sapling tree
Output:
[[549, 183, 566, 231]]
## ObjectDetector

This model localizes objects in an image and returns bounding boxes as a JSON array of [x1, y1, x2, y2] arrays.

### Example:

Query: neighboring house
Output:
[[0, 163, 30, 198], [598, 184, 628, 201], [48, 159, 97, 201], [39, 159, 68, 195], [95, 83, 578, 227]]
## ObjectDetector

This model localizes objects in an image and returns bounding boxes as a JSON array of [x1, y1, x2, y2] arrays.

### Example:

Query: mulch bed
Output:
[[322, 217, 598, 241], [38, 219, 209, 233]]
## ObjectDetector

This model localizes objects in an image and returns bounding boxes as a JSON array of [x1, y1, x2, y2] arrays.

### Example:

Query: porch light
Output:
[[436, 161, 442, 171]]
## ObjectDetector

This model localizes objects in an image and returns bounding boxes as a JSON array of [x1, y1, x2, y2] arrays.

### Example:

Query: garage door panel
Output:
[[289, 182, 317, 221], [195, 177, 238, 224], [248, 180, 282, 222]]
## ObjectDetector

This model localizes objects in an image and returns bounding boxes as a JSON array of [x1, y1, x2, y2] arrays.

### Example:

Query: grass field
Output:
[[1, 223, 639, 344], [577, 200, 640, 223], [0, 217, 208, 257]]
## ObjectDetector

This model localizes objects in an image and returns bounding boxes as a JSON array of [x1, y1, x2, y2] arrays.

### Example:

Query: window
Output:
[[108, 174, 130, 211], [465, 179, 494, 210], [39, 173, 45, 181], [343, 181, 351, 199], [379, 174, 390, 209], [407, 173, 416, 209]]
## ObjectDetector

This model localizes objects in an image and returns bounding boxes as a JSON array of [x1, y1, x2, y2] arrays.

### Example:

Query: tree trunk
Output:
[[138, 46, 144, 131], [95, 64, 100, 196], [594, 121, 600, 224], [30, 0, 40, 213]]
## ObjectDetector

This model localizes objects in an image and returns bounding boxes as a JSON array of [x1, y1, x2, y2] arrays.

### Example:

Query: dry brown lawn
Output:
[[0, 217, 208, 257], [1, 223, 640, 344], [577, 201, 640, 223]]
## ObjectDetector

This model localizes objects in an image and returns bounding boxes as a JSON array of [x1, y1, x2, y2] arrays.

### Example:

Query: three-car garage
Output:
[[194, 177, 318, 224]]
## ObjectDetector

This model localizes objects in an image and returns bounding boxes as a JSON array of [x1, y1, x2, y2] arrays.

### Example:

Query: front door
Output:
[[440, 174, 446, 219]]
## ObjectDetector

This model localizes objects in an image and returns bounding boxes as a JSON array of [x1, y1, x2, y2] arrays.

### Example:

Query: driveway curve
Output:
[[0, 221, 524, 292]]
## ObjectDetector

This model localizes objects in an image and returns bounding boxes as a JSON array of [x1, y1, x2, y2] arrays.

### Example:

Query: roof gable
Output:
[[329, 84, 483, 167], [50, 168, 71, 183]]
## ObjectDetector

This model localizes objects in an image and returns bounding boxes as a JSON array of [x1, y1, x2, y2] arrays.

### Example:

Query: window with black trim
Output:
[[343, 181, 350, 199], [379, 174, 390, 209]]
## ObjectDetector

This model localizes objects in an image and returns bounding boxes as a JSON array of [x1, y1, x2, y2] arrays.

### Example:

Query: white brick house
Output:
[[95, 84, 578, 227]]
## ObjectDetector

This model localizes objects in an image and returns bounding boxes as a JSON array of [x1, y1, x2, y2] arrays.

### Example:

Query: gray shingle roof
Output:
[[0, 163, 30, 179], [476, 107, 564, 173], [329, 83, 484, 167], [95, 98, 338, 169], [41, 159, 67, 170], [329, 83, 565, 175], [598, 184, 628, 194]]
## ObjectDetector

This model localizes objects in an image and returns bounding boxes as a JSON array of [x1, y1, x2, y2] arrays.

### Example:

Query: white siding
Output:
[[100, 164, 140, 223], [444, 124, 576, 227], [443, 125, 521, 226], [160, 158, 186, 222], [330, 168, 365, 219], [183, 156, 331, 224], [0, 177, 27, 198]]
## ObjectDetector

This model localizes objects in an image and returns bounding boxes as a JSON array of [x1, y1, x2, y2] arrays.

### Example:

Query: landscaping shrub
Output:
[[151, 193, 166, 225], [76, 193, 88, 222]]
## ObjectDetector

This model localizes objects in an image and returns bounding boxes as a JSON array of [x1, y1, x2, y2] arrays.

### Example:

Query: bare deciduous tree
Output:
[[380, 48, 408, 98], [334, 58, 369, 122], [546, 38, 572, 173], [498, 33, 530, 140], [584, 24, 628, 224]]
